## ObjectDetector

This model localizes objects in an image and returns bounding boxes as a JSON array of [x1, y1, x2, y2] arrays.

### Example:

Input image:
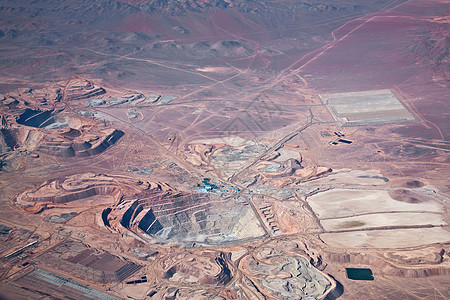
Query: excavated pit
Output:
[[13, 108, 123, 157], [163, 252, 233, 286], [16, 173, 266, 244], [109, 190, 265, 244], [17, 109, 67, 129]]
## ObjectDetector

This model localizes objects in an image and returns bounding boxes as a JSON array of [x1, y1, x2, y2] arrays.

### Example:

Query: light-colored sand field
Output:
[[302, 169, 389, 186], [308, 189, 442, 219], [320, 227, 450, 248], [320, 212, 446, 231]]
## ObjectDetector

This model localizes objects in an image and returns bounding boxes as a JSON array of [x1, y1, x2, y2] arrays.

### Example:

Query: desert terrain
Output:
[[0, 0, 449, 299]]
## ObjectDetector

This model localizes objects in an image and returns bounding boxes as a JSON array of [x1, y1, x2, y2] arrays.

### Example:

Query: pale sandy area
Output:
[[303, 169, 389, 186], [320, 227, 450, 248], [190, 136, 252, 146], [273, 148, 301, 162], [196, 66, 235, 73], [321, 212, 446, 231], [231, 208, 266, 239], [308, 189, 442, 219]]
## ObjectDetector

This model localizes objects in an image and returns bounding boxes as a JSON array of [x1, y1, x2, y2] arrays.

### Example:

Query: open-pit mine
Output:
[[0, 0, 449, 299]]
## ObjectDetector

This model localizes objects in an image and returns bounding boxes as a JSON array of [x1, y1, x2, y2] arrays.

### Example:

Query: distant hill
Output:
[[0, 0, 407, 89]]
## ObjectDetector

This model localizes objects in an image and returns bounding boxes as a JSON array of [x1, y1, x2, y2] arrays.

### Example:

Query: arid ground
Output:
[[0, 0, 449, 299]]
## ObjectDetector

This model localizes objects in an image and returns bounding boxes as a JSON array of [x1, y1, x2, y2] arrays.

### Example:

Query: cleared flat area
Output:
[[319, 89, 416, 126], [311, 189, 449, 248], [320, 227, 450, 248], [321, 212, 446, 231], [299, 169, 389, 186], [307, 189, 442, 219]]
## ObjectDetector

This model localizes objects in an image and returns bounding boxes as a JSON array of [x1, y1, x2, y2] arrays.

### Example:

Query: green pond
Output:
[[345, 268, 374, 280]]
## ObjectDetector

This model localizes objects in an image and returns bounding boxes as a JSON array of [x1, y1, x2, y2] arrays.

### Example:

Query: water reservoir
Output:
[[345, 268, 374, 280]]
